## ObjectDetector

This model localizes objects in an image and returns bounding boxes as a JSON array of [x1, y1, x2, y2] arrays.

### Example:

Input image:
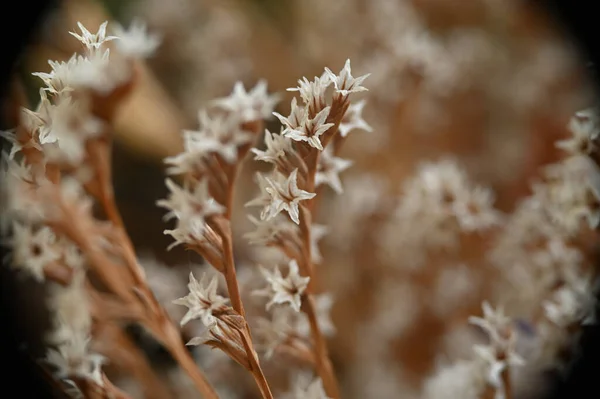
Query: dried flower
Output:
[[173, 272, 230, 326], [254, 259, 310, 312]]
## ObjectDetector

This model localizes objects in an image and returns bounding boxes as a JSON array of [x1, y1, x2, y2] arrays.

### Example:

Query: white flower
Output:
[[20, 89, 53, 139], [543, 273, 595, 327], [32, 56, 80, 94], [338, 99, 372, 137], [324, 59, 370, 96], [213, 80, 280, 122], [69, 21, 117, 51], [254, 307, 295, 359], [315, 147, 353, 194], [45, 333, 105, 386], [0, 129, 41, 160], [253, 169, 316, 224], [173, 272, 230, 326], [157, 179, 225, 249], [245, 172, 274, 209], [287, 73, 331, 110], [468, 302, 512, 348], [556, 108, 599, 156], [47, 272, 92, 343], [244, 214, 298, 246], [158, 178, 225, 223], [193, 109, 254, 163], [473, 344, 524, 389], [253, 259, 310, 312], [112, 19, 161, 58], [273, 97, 305, 132], [451, 186, 503, 231], [251, 129, 294, 164], [280, 106, 334, 151], [3, 222, 59, 281]]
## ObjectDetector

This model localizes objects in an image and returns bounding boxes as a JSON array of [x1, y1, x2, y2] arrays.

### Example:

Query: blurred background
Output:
[[2, 0, 600, 398]]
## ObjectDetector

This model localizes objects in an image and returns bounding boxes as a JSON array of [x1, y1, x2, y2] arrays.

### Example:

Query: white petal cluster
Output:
[[324, 59, 371, 96], [213, 80, 280, 122], [378, 159, 502, 268], [173, 272, 230, 326], [315, 147, 353, 194], [251, 129, 294, 165], [338, 99, 372, 138], [246, 169, 316, 224], [111, 19, 161, 59], [254, 259, 310, 312], [3, 222, 60, 281], [157, 179, 225, 249], [275, 103, 334, 151], [45, 273, 104, 386], [556, 107, 599, 156]]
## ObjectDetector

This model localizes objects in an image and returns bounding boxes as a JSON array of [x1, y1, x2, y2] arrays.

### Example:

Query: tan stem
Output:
[[160, 322, 219, 399], [302, 294, 340, 398], [240, 330, 274, 399]]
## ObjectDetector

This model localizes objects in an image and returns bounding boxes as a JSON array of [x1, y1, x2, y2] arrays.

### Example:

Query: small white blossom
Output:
[[254, 259, 310, 312], [3, 222, 59, 281], [473, 344, 524, 390], [338, 99, 372, 137], [112, 19, 161, 58], [280, 107, 334, 151], [324, 59, 370, 96], [249, 169, 316, 224], [556, 108, 599, 156], [45, 333, 105, 386], [251, 129, 294, 164], [158, 178, 225, 223], [273, 97, 305, 132], [244, 214, 298, 246], [213, 80, 280, 122], [0, 129, 41, 160], [157, 179, 225, 249], [32, 56, 80, 94], [451, 186, 503, 231], [173, 272, 230, 326], [315, 147, 353, 194], [468, 302, 512, 348], [69, 21, 117, 52], [287, 73, 331, 110], [254, 307, 295, 359], [194, 110, 254, 163]]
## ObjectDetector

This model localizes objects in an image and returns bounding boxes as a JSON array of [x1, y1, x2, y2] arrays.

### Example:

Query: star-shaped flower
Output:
[[324, 59, 370, 96], [69, 21, 117, 51], [261, 169, 316, 224], [315, 147, 353, 194], [280, 106, 334, 151], [213, 80, 280, 122], [253, 259, 310, 312], [173, 272, 230, 326]]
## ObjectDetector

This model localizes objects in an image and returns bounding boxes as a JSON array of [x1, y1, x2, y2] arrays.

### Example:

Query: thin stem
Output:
[[218, 219, 246, 317], [302, 294, 340, 398], [160, 324, 219, 399], [240, 329, 274, 399]]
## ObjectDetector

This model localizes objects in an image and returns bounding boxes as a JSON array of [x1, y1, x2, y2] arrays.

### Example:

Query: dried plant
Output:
[[2, 1, 600, 399]]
